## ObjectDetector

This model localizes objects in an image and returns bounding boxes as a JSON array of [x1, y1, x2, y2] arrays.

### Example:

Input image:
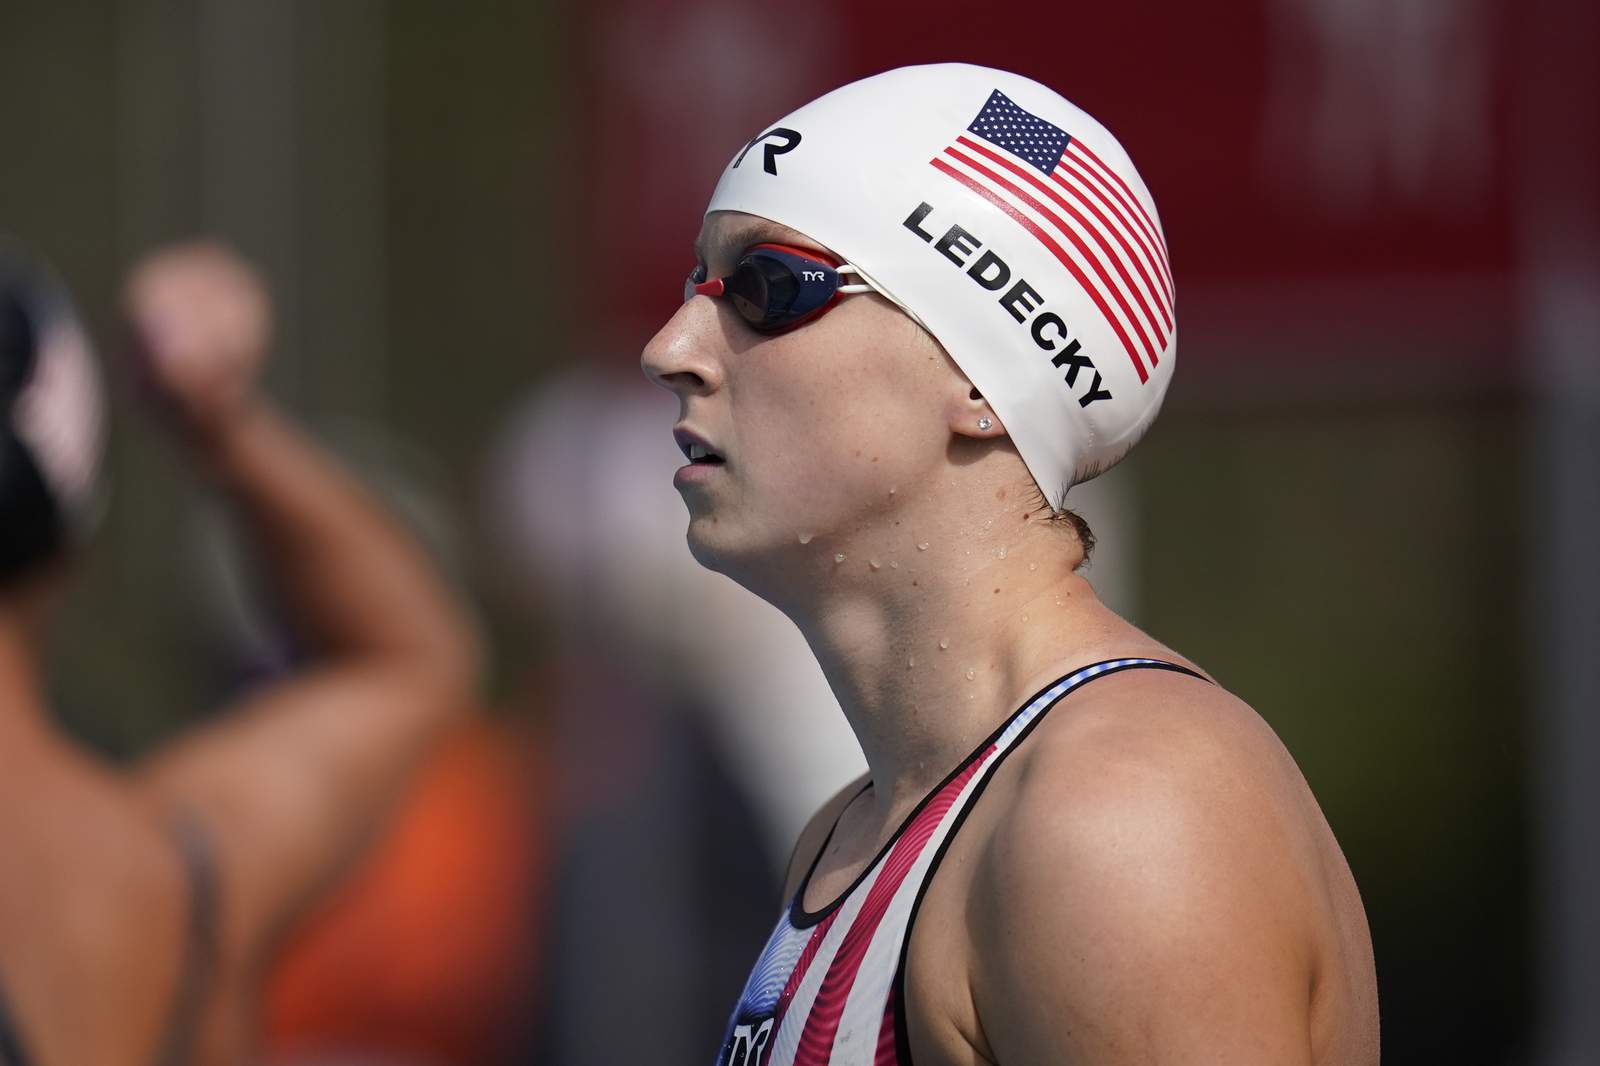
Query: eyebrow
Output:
[[692, 222, 822, 266]]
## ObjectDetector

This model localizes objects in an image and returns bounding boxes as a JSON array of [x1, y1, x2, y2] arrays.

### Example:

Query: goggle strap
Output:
[[838, 262, 930, 331], [835, 265, 871, 293]]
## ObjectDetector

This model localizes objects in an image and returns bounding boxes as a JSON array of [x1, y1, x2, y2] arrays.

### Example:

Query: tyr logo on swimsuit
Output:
[[725, 1017, 774, 1066]]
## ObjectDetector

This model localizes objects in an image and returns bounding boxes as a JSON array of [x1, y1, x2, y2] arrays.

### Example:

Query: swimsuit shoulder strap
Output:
[[0, 975, 30, 1066]]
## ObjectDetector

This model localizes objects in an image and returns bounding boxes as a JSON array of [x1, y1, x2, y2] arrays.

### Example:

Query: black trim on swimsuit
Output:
[[891, 658, 1212, 1066], [0, 811, 221, 1066], [152, 811, 220, 1066], [791, 659, 1208, 929], [0, 977, 28, 1066]]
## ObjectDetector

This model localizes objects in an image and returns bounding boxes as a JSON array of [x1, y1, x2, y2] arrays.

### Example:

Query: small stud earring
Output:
[[977, 416, 993, 431]]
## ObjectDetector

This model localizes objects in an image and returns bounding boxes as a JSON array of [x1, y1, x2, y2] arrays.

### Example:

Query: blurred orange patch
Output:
[[263, 717, 548, 1065]]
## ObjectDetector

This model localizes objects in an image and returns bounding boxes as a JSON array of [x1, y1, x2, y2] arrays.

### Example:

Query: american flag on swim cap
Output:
[[930, 89, 1174, 384]]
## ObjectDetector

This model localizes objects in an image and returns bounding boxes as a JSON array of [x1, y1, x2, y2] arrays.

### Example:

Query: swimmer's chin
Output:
[[683, 521, 791, 587], [684, 527, 721, 573], [683, 519, 738, 577]]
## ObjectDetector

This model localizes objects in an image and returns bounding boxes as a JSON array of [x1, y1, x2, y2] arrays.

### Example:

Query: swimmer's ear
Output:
[[946, 383, 1003, 441]]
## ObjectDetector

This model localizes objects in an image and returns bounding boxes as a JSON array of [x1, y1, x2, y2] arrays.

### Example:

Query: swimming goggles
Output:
[[684, 243, 880, 334]]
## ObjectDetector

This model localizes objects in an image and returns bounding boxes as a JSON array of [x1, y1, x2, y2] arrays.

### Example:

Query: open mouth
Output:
[[685, 442, 724, 465], [675, 433, 726, 465]]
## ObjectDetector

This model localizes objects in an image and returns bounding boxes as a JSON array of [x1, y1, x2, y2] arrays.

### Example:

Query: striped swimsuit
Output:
[[713, 658, 1205, 1066]]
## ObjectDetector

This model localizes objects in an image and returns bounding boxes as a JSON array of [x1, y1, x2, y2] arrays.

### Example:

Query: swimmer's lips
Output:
[[673, 427, 725, 466]]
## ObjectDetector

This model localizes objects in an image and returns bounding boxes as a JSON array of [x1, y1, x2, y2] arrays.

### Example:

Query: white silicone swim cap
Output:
[[705, 63, 1177, 508]]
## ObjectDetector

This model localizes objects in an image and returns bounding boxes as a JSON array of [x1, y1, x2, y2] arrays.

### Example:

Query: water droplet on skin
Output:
[[834, 553, 846, 564], [889, 487, 897, 495], [889, 560, 899, 569], [1021, 614, 1029, 623], [965, 669, 976, 681], [917, 542, 929, 551], [869, 558, 882, 570], [983, 519, 993, 530], [1055, 598, 1063, 606], [907, 655, 916, 668], [996, 546, 1008, 559], [1029, 562, 1038, 571], [798, 532, 813, 544], [939, 638, 949, 650]]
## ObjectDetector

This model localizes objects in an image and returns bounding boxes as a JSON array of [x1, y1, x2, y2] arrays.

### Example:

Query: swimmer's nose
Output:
[[641, 300, 724, 397]]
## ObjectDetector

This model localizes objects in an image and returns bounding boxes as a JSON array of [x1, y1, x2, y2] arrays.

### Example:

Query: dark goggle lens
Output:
[[686, 245, 841, 333], [728, 257, 797, 330]]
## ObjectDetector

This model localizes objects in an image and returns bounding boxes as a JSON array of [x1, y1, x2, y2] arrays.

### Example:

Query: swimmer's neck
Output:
[[782, 537, 1128, 825]]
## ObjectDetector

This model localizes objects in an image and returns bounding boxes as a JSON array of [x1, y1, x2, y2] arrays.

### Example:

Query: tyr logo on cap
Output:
[[733, 127, 802, 175]]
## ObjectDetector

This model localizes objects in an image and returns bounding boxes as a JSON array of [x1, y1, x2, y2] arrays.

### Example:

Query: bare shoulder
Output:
[[0, 740, 189, 1065], [781, 771, 871, 903], [966, 668, 1355, 1063], [1008, 665, 1317, 839], [984, 668, 1320, 928]]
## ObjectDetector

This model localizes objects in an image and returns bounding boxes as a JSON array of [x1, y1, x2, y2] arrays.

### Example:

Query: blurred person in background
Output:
[[0, 241, 477, 1066], [643, 64, 1379, 1065], [171, 396, 547, 1065], [261, 716, 546, 1066]]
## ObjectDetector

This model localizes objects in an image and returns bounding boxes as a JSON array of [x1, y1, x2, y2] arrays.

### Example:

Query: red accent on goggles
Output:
[[684, 243, 872, 333]]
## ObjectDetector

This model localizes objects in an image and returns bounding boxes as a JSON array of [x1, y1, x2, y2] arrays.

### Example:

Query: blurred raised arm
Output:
[[123, 242, 481, 982]]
